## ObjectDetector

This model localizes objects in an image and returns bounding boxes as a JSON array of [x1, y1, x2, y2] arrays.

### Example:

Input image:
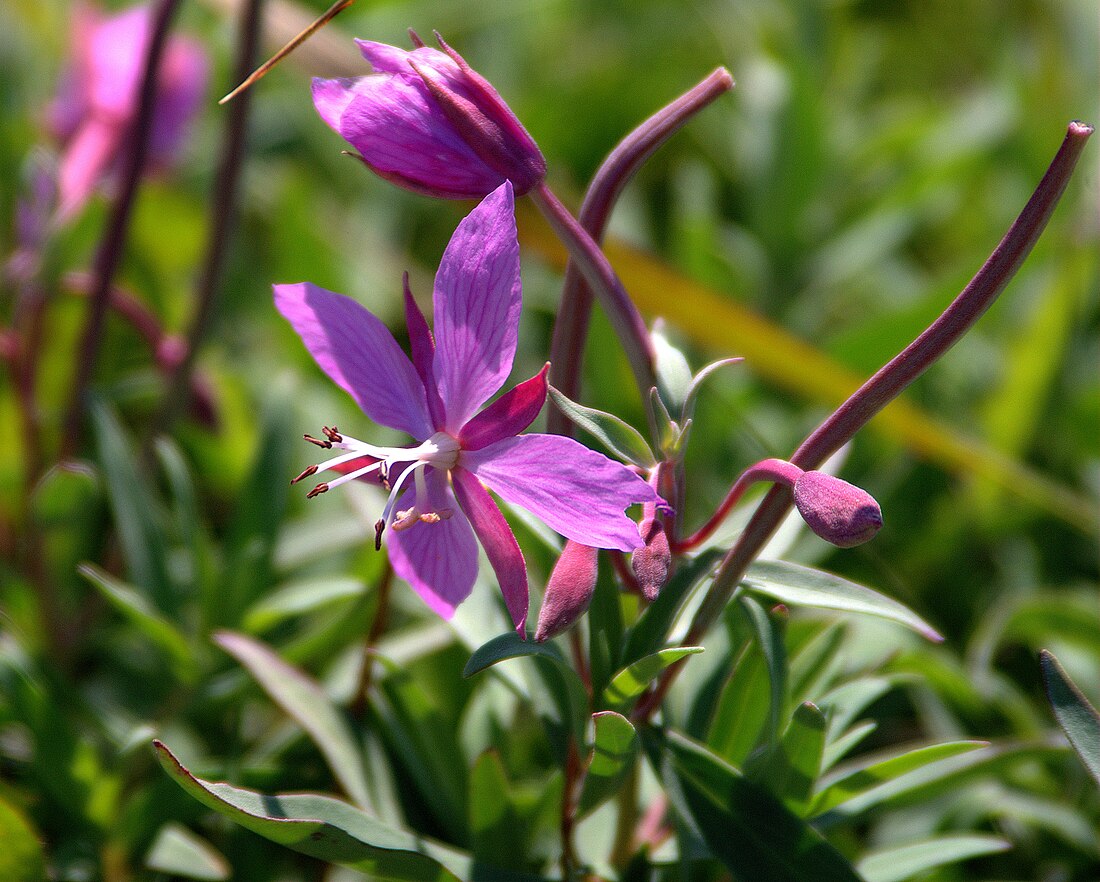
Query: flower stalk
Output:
[[545, 68, 734, 434], [636, 120, 1094, 722], [61, 0, 185, 458]]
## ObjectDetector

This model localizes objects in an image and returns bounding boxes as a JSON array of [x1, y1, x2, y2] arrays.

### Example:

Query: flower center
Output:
[[292, 426, 461, 547]]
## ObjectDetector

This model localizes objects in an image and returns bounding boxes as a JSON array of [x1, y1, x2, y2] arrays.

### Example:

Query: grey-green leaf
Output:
[[214, 631, 372, 811], [1040, 649, 1100, 786], [154, 741, 468, 882], [145, 823, 230, 881], [744, 560, 942, 641], [578, 712, 639, 816], [856, 835, 1010, 882], [547, 386, 656, 468], [603, 647, 704, 710]]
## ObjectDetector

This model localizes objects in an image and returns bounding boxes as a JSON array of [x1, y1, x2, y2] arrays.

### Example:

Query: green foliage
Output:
[[0, 0, 1096, 880]]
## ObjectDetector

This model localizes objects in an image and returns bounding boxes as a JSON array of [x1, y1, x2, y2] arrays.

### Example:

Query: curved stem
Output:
[[529, 182, 656, 395], [546, 68, 734, 435], [637, 120, 1093, 721], [61, 0, 184, 458], [671, 458, 803, 553]]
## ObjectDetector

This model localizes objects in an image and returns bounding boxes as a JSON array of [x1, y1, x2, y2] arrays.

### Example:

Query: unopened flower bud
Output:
[[632, 510, 671, 602], [312, 34, 545, 199], [535, 541, 599, 642], [793, 471, 883, 548]]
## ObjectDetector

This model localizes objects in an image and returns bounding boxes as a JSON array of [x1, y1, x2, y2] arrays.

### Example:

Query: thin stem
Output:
[[546, 68, 733, 435], [220, 0, 355, 104], [671, 458, 804, 553], [569, 626, 591, 693], [61, 0, 183, 459], [150, 0, 264, 441], [637, 120, 1093, 721], [530, 182, 656, 397], [351, 558, 393, 718]]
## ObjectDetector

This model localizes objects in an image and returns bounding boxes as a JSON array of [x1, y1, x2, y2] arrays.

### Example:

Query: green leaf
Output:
[[77, 563, 196, 682], [463, 631, 569, 678], [218, 390, 294, 626], [855, 835, 1010, 882], [547, 386, 656, 468], [242, 576, 368, 632], [469, 751, 524, 868], [154, 741, 469, 882], [463, 633, 588, 759], [0, 797, 46, 882], [214, 631, 373, 811], [649, 729, 863, 882], [743, 560, 942, 641], [753, 702, 827, 815], [682, 357, 743, 423], [651, 320, 694, 416], [603, 647, 704, 710], [1040, 649, 1100, 786], [737, 596, 786, 748], [145, 823, 230, 881], [577, 711, 639, 816], [90, 400, 174, 611], [811, 740, 989, 817]]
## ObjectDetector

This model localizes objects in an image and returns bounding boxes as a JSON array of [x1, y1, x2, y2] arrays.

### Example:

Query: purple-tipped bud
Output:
[[534, 541, 599, 642], [793, 471, 883, 548], [311, 35, 545, 200], [632, 511, 671, 601]]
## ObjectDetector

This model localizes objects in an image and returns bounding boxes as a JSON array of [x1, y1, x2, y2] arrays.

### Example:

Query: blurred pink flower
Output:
[[47, 2, 209, 219], [276, 183, 657, 632], [312, 34, 545, 199]]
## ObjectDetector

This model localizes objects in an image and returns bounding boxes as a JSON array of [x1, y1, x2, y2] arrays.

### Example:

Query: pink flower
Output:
[[47, 2, 209, 219], [311, 34, 545, 199], [275, 183, 657, 632]]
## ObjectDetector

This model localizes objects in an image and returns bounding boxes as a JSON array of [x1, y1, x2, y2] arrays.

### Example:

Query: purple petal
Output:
[[403, 274, 446, 430], [274, 282, 433, 439], [451, 466, 528, 633], [147, 34, 209, 159], [387, 468, 478, 618], [432, 183, 522, 432], [57, 117, 121, 220], [461, 435, 659, 552], [310, 75, 502, 199], [459, 363, 548, 451], [355, 39, 421, 74]]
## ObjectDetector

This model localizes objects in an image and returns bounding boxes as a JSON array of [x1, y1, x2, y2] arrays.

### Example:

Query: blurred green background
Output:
[[0, 0, 1097, 879]]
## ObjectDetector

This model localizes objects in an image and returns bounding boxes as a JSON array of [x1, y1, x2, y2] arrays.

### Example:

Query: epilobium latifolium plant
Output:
[[1, 4, 1097, 881]]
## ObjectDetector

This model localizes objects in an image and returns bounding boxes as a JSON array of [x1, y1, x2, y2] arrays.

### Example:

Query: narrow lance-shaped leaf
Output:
[[154, 741, 469, 882], [855, 835, 1010, 882], [547, 386, 656, 468], [1040, 649, 1100, 787], [646, 728, 863, 882], [577, 711, 639, 817], [214, 631, 373, 811], [603, 647, 704, 711], [743, 560, 942, 642]]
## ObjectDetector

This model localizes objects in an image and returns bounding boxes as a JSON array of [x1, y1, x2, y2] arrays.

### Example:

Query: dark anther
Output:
[[291, 464, 319, 485], [379, 461, 391, 490], [306, 482, 330, 499], [374, 519, 385, 551], [304, 434, 332, 449], [323, 425, 343, 443]]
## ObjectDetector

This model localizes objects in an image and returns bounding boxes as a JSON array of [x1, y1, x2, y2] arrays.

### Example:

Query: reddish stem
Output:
[[546, 68, 733, 435], [636, 120, 1094, 721], [61, 0, 184, 458]]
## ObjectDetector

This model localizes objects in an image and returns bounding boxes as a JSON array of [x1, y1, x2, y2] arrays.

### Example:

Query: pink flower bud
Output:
[[535, 541, 599, 642], [312, 34, 545, 199], [632, 514, 671, 601], [793, 471, 883, 548]]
